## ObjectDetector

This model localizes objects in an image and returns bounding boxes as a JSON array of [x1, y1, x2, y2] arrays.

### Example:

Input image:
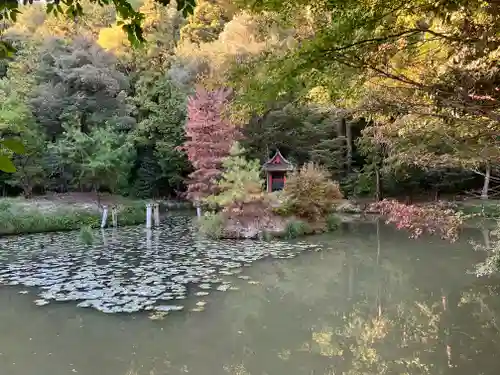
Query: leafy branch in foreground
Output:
[[1, 0, 196, 52], [0, 138, 26, 172], [370, 199, 464, 242]]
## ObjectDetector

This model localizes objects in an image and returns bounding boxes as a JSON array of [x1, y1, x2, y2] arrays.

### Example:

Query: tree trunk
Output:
[[94, 183, 101, 208], [345, 120, 353, 173], [22, 179, 33, 199], [375, 165, 381, 202], [481, 163, 491, 200], [337, 118, 347, 175]]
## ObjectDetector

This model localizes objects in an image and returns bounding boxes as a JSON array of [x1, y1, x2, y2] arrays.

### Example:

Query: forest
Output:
[[0, 0, 498, 202]]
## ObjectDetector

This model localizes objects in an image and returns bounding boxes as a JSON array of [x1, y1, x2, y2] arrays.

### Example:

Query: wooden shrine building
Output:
[[262, 150, 294, 193]]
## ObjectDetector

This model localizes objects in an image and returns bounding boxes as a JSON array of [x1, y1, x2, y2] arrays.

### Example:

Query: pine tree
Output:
[[206, 142, 264, 208], [181, 87, 238, 201]]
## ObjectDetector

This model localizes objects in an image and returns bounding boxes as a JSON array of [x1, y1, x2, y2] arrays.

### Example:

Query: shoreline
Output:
[[0, 194, 193, 236], [1, 194, 498, 237]]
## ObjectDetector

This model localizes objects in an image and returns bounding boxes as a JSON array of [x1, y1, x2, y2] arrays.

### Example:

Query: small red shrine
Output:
[[262, 149, 294, 193]]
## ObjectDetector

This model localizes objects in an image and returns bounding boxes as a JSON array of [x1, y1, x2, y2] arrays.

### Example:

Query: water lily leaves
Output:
[[0, 216, 324, 315]]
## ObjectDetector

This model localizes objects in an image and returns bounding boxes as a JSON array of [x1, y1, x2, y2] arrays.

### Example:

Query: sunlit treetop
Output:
[[0, 0, 196, 57], [227, 0, 500, 120]]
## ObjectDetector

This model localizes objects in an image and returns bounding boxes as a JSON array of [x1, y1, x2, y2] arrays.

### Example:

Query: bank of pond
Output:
[[0, 197, 192, 235]]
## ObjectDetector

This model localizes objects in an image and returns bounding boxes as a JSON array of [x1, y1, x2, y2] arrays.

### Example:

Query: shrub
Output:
[[285, 219, 311, 239], [326, 214, 341, 232], [283, 162, 343, 221], [198, 211, 225, 239]]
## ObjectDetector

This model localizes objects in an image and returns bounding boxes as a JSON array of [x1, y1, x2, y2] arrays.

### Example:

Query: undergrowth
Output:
[[285, 219, 312, 239], [198, 211, 225, 239]]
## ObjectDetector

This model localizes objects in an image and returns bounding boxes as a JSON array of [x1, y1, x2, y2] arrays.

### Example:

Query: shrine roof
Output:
[[262, 149, 294, 171]]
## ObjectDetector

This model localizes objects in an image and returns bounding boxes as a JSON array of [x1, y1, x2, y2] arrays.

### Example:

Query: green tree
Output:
[[50, 118, 135, 194], [131, 73, 190, 197], [29, 37, 135, 138], [0, 90, 45, 196], [205, 141, 264, 208], [0, 0, 197, 174]]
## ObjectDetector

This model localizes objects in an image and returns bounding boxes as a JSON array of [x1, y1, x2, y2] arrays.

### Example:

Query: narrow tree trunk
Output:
[[337, 118, 347, 175], [481, 163, 491, 200], [345, 120, 353, 173], [375, 165, 381, 202], [376, 218, 382, 317]]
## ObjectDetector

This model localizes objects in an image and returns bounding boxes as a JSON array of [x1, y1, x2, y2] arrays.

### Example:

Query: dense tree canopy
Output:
[[0, 0, 496, 202]]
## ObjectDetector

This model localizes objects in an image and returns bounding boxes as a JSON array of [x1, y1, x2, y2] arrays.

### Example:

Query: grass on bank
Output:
[[455, 199, 500, 219], [0, 197, 148, 235]]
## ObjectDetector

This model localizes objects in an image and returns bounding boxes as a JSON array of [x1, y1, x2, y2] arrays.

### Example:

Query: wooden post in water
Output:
[[146, 229, 152, 250], [146, 203, 152, 229], [154, 228, 160, 252], [101, 229, 108, 247], [111, 206, 118, 228], [195, 200, 202, 218], [101, 205, 108, 228], [153, 203, 160, 227]]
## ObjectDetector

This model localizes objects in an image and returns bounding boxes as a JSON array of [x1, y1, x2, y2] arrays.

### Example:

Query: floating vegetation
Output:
[[0, 216, 323, 314], [149, 311, 168, 321], [79, 225, 94, 246]]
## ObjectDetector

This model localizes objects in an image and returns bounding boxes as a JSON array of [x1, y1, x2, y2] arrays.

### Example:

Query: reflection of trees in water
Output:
[[308, 299, 443, 375], [206, 222, 500, 375]]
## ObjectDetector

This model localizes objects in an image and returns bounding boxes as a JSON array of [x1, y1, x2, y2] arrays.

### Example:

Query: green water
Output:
[[0, 219, 499, 375]]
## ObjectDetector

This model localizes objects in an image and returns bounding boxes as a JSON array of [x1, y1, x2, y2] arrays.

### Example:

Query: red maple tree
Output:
[[181, 87, 239, 202]]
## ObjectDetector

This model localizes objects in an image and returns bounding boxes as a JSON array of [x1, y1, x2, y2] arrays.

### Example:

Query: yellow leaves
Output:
[[305, 86, 331, 105], [312, 329, 344, 357], [283, 162, 343, 221], [97, 25, 130, 55]]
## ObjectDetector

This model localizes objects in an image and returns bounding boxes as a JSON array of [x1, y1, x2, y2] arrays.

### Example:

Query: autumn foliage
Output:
[[181, 87, 239, 201], [282, 162, 343, 221], [370, 199, 463, 242]]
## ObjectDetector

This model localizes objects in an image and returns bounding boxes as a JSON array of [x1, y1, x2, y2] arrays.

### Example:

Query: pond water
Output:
[[1, 216, 500, 375]]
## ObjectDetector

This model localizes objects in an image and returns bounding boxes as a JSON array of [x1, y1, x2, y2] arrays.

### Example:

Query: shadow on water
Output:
[[1, 216, 500, 375]]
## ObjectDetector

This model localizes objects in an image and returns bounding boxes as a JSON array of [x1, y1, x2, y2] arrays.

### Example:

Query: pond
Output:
[[0, 216, 500, 375]]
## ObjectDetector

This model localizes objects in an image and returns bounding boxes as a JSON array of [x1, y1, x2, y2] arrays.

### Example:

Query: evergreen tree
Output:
[[132, 73, 190, 197], [30, 37, 135, 138], [206, 141, 263, 208]]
